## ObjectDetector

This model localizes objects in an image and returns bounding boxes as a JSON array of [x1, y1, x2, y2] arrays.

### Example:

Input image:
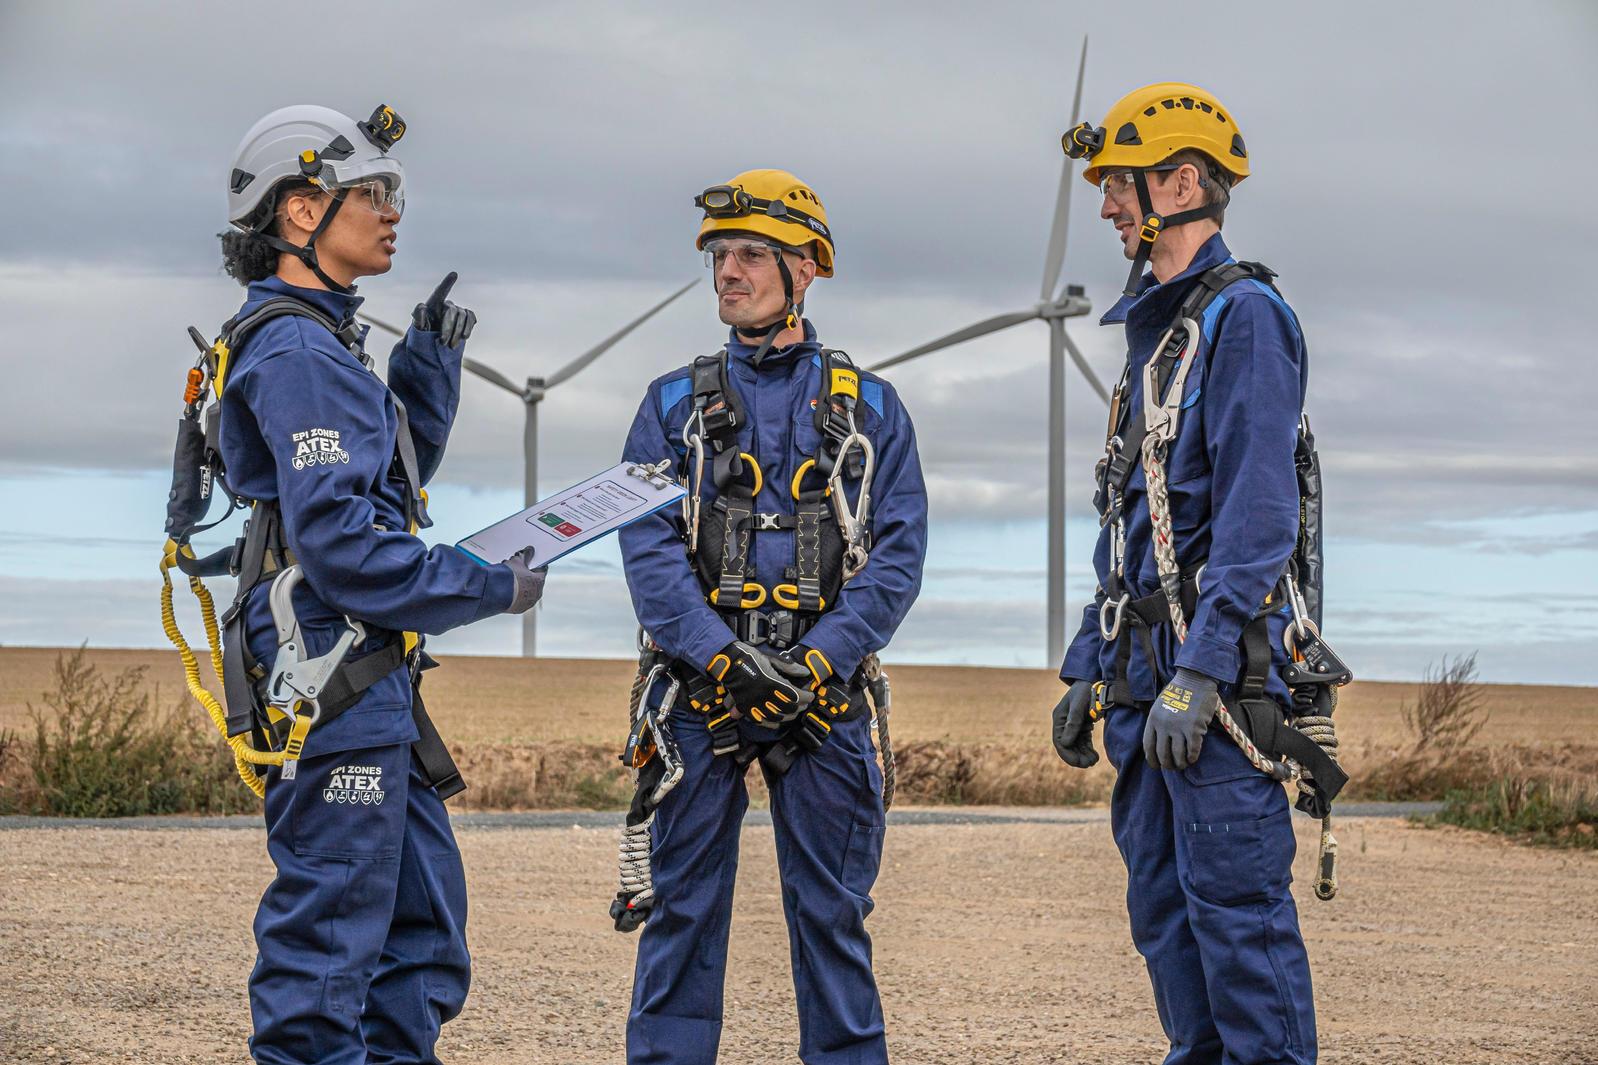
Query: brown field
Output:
[[2, 646, 1595, 811]]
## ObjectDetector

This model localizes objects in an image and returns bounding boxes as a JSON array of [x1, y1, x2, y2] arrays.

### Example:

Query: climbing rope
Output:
[[159, 540, 278, 798], [861, 653, 896, 810], [1139, 323, 1339, 899]]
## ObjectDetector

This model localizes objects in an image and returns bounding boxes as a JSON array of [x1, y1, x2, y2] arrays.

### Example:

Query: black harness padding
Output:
[[176, 294, 460, 794], [684, 347, 861, 653]]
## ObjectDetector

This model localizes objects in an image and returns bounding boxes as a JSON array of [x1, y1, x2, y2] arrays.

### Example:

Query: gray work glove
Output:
[[413, 271, 477, 349], [709, 640, 815, 729], [504, 546, 547, 615], [1051, 679, 1100, 768], [1144, 667, 1221, 770]]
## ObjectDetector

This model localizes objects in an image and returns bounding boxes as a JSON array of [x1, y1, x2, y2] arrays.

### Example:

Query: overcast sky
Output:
[[1, 1, 1595, 684]]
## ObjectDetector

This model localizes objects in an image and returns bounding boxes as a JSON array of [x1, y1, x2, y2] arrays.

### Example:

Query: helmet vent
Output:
[[1144, 106, 1158, 117], [1115, 122, 1142, 146], [1179, 97, 1195, 109], [1230, 133, 1247, 158], [229, 168, 255, 194]]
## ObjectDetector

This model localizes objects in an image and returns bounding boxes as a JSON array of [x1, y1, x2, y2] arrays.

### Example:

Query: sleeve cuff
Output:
[[1172, 633, 1239, 685], [679, 615, 739, 673], [483, 563, 517, 616], [799, 626, 861, 685]]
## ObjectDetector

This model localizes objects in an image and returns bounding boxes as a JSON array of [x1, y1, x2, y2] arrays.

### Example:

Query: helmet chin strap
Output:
[[734, 251, 799, 365], [1124, 168, 1223, 297], [257, 189, 355, 294]]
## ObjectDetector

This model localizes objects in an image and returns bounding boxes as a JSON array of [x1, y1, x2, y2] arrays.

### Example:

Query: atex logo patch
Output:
[[290, 427, 350, 470], [324, 764, 386, 805]]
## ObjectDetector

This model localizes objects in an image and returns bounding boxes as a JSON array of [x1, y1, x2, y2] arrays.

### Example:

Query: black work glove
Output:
[[708, 641, 814, 729], [783, 645, 850, 751], [1144, 667, 1221, 770], [503, 546, 547, 615], [413, 271, 477, 349], [1051, 679, 1101, 769]]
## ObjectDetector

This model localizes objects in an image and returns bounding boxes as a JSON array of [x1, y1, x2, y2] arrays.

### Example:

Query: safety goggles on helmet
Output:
[[695, 185, 831, 244], [702, 237, 793, 272]]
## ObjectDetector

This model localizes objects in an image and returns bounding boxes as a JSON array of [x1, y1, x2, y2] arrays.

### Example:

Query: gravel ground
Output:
[[2, 812, 1595, 1064]]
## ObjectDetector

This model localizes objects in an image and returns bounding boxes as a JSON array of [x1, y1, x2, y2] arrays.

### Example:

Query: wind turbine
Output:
[[868, 36, 1108, 667], [361, 278, 699, 656]]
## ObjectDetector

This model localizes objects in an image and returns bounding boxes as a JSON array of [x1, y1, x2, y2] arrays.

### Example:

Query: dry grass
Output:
[[3, 647, 1595, 811]]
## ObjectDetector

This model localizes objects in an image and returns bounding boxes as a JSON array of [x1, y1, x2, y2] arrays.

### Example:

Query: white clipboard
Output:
[[455, 460, 686, 566]]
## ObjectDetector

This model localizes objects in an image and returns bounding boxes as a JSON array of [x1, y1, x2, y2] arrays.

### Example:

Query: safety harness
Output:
[[160, 295, 462, 799], [1093, 260, 1351, 899], [609, 346, 897, 931]]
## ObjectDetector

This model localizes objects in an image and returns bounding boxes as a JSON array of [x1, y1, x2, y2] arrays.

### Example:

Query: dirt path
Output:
[[3, 814, 1595, 1064]]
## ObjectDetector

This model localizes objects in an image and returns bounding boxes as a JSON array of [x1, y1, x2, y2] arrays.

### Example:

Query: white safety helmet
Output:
[[227, 103, 406, 226], [225, 103, 408, 290]]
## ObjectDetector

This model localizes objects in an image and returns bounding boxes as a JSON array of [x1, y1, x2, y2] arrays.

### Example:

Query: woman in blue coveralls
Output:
[[1049, 86, 1323, 1064], [216, 105, 545, 1064], [617, 169, 928, 1065]]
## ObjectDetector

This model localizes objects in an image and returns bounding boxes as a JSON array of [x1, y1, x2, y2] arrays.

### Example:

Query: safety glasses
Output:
[[337, 177, 404, 218], [1098, 165, 1181, 199], [703, 238, 785, 272]]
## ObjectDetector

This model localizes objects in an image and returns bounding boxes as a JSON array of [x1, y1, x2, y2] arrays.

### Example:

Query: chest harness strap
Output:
[[160, 296, 459, 798]]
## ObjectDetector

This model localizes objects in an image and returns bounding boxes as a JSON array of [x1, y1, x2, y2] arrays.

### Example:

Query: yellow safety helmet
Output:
[[1063, 82, 1249, 189], [695, 169, 834, 277]]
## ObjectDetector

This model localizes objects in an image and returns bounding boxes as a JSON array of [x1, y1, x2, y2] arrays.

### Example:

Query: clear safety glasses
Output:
[[703, 238, 784, 272], [1098, 164, 1180, 199], [335, 176, 404, 218]]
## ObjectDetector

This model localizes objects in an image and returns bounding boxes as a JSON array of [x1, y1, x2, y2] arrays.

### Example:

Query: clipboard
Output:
[[455, 460, 686, 566]]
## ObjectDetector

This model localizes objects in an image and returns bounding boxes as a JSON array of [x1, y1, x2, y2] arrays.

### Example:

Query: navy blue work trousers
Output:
[[627, 706, 888, 1065], [249, 744, 470, 1065], [1103, 704, 1316, 1065]]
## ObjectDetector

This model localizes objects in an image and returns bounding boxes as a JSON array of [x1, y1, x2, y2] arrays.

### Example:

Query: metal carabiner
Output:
[[680, 411, 707, 554], [1282, 574, 1313, 653], [264, 564, 365, 777], [1099, 593, 1130, 641], [827, 409, 877, 570], [1141, 316, 1202, 447]]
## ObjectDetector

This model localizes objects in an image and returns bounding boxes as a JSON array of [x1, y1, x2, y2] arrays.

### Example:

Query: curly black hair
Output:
[[218, 179, 319, 285]]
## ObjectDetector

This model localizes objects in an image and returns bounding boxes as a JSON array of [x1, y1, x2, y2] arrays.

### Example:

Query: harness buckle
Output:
[[754, 512, 783, 531], [1138, 214, 1163, 244]]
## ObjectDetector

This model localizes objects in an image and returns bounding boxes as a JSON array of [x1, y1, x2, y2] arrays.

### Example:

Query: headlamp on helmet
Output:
[[358, 105, 406, 152], [1062, 122, 1105, 160]]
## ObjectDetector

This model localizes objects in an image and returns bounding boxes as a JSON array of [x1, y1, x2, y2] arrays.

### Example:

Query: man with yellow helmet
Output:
[[1052, 85, 1339, 1064], [615, 169, 927, 1064]]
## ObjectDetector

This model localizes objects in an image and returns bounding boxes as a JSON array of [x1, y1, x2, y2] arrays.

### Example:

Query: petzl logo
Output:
[[290, 428, 351, 471], [323, 764, 386, 806]]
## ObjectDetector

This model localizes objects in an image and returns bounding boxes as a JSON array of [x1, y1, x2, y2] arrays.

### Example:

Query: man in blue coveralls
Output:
[[215, 104, 545, 1063], [1049, 86, 1321, 1064], [617, 169, 927, 1064]]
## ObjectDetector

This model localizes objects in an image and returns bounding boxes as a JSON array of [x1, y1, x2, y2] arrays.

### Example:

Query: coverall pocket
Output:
[[287, 744, 409, 859], [1182, 806, 1293, 907]]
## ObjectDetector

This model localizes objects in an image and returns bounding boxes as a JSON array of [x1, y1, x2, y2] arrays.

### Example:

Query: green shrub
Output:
[[1430, 774, 1598, 849], [0, 649, 256, 817]]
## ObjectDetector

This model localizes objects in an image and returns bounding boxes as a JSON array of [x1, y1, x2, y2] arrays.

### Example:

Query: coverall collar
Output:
[[247, 274, 365, 327], [725, 318, 821, 369], [1100, 232, 1232, 326]]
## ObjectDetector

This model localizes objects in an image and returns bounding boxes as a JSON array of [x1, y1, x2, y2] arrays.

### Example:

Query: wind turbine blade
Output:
[[1060, 326, 1109, 405], [464, 358, 525, 398], [867, 309, 1038, 373], [544, 279, 699, 389], [1040, 35, 1090, 302], [356, 311, 406, 338]]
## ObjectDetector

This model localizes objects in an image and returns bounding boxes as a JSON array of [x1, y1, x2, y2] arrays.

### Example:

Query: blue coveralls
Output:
[[618, 322, 928, 1065], [1061, 235, 1317, 1065], [218, 276, 516, 1065]]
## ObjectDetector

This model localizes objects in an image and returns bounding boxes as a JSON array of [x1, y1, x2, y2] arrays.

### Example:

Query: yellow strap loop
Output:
[[770, 584, 825, 611], [709, 583, 768, 609]]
